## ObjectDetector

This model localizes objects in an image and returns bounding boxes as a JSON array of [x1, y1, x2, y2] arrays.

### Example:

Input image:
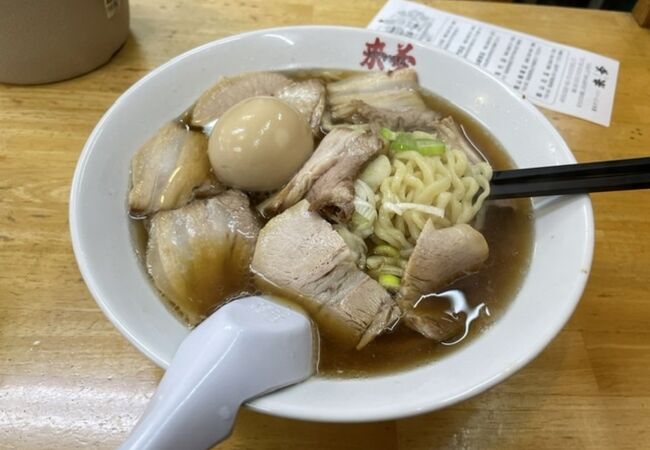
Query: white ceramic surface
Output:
[[70, 26, 594, 422]]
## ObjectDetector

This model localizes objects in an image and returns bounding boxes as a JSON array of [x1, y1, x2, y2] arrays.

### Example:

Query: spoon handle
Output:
[[120, 297, 313, 450]]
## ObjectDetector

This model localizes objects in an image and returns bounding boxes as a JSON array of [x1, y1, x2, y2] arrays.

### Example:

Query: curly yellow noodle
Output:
[[353, 148, 493, 283]]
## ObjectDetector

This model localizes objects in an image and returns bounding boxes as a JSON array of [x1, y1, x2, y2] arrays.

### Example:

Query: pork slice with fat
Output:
[[128, 122, 217, 217], [257, 127, 383, 222], [251, 200, 400, 349], [327, 68, 440, 130], [190, 72, 293, 127], [399, 221, 489, 341], [146, 191, 260, 324], [433, 116, 485, 164], [340, 99, 441, 131], [275, 79, 326, 135]]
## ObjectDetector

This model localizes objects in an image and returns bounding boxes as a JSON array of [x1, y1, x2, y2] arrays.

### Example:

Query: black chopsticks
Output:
[[488, 157, 650, 200]]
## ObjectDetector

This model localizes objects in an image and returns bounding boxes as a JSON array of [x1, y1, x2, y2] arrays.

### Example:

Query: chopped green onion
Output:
[[366, 255, 386, 270], [379, 262, 404, 275], [389, 139, 414, 152], [378, 274, 401, 291], [359, 155, 392, 190], [373, 244, 400, 258], [351, 179, 377, 238], [380, 127, 398, 141], [381, 127, 447, 156], [415, 139, 446, 156]]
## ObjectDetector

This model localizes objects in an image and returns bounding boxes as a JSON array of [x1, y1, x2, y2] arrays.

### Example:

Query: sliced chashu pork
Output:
[[190, 72, 293, 127], [400, 221, 489, 341], [191, 72, 326, 133], [128, 122, 218, 217], [257, 127, 383, 222], [251, 200, 400, 349], [327, 68, 440, 129], [433, 116, 484, 164], [275, 79, 326, 135], [341, 99, 440, 131], [147, 191, 260, 324]]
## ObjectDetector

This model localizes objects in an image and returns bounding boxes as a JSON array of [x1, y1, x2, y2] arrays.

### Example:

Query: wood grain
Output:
[[1, 1, 649, 448]]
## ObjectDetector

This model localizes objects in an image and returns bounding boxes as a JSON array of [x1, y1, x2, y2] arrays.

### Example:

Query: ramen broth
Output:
[[130, 70, 534, 377]]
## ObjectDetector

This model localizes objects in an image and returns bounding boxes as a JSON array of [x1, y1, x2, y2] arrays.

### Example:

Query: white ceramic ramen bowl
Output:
[[70, 26, 594, 422]]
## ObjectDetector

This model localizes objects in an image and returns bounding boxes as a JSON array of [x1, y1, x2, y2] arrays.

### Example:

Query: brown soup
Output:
[[131, 70, 534, 378]]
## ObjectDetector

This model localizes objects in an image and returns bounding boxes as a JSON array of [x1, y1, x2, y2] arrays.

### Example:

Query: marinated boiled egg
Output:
[[208, 96, 313, 191]]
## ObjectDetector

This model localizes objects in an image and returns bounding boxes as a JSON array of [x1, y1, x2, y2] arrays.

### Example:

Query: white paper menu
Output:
[[368, 0, 619, 126]]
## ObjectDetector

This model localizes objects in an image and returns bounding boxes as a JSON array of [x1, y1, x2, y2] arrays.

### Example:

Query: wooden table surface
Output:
[[1, 0, 649, 448]]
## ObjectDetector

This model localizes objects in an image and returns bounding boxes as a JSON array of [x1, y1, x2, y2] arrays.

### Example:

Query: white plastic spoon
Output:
[[119, 296, 314, 450]]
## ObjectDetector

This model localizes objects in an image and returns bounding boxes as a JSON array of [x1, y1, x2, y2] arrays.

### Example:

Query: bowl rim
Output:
[[70, 25, 595, 422]]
